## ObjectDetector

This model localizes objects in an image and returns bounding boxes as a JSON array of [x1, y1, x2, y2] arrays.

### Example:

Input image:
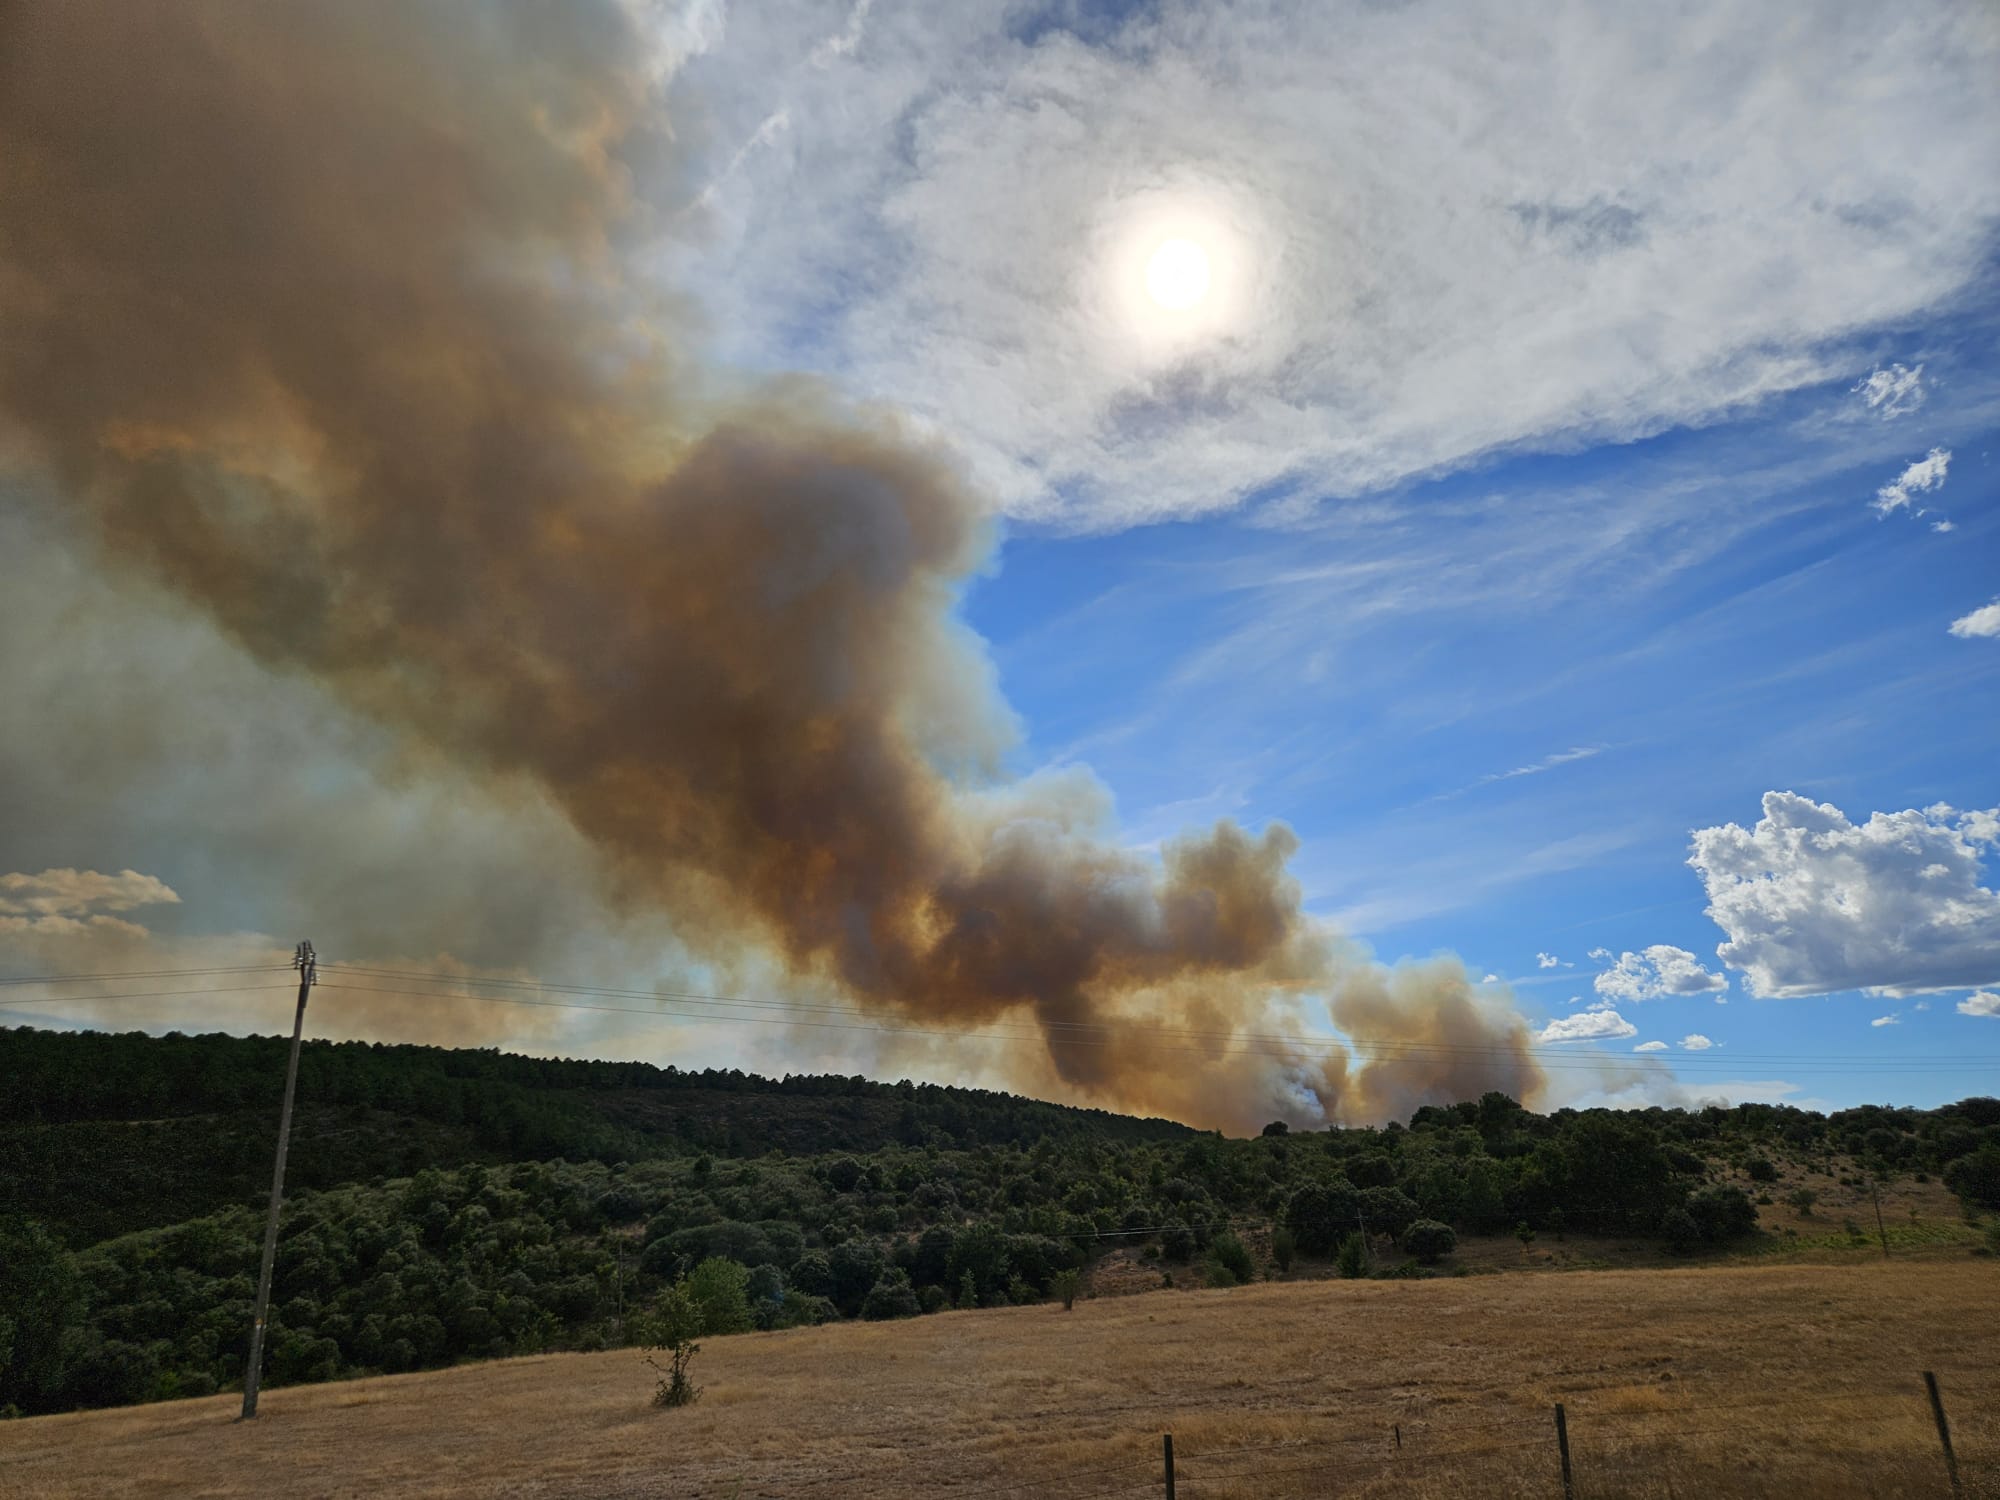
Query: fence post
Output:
[[1163, 1432, 1176, 1500], [1923, 1372, 1963, 1497], [1554, 1402, 1576, 1500]]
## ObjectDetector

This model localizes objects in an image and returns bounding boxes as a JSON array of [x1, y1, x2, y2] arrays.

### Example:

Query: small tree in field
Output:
[[1514, 1222, 1537, 1256], [1050, 1269, 1082, 1311], [640, 1278, 703, 1408], [1786, 1186, 1819, 1218]]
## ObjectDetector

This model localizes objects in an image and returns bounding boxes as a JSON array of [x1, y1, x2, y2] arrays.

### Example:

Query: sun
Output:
[[1144, 237, 1212, 312]]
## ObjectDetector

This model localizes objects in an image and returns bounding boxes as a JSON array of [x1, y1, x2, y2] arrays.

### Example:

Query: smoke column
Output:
[[0, 1, 1544, 1131]]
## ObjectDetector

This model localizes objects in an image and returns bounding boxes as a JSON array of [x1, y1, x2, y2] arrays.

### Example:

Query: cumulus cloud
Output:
[[1537, 952, 1561, 969], [1481, 972, 1500, 983], [1588, 946, 1612, 961], [1949, 601, 2000, 639], [1960, 992, 2000, 1017], [1593, 944, 1728, 1001], [1872, 447, 1951, 516], [1688, 792, 2000, 997], [1540, 1008, 1638, 1043], [673, 1, 2000, 527], [1853, 363, 1926, 418], [1634, 1039, 1668, 1052], [1870, 1014, 1899, 1027], [1680, 1033, 1715, 1050]]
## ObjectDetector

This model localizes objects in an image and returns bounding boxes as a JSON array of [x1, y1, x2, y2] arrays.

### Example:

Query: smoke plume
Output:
[[0, 1, 1544, 1130]]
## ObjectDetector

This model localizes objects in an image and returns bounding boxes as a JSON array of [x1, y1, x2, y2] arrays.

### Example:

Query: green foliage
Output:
[[1335, 1232, 1368, 1279], [0, 1217, 77, 1410], [1206, 1232, 1255, 1287], [1786, 1187, 1819, 1217], [1284, 1180, 1359, 1256], [1746, 1157, 1778, 1183], [1270, 1226, 1296, 1272], [1050, 1269, 1082, 1310], [860, 1270, 920, 1321], [684, 1258, 752, 1335], [639, 1278, 702, 1408], [1943, 1147, 2000, 1211], [1401, 1220, 1456, 1264]]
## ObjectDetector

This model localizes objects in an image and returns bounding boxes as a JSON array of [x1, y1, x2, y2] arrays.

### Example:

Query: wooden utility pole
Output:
[[1871, 1181, 1890, 1259], [240, 940, 316, 1420]]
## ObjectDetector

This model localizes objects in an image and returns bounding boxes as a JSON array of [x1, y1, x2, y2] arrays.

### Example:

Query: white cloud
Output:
[[1634, 1039, 1668, 1052], [1870, 1014, 1900, 1027], [1537, 951, 1561, 969], [1588, 946, 1612, 961], [1680, 1033, 1715, 1050], [1949, 600, 2000, 639], [1871, 447, 1951, 516], [1539, 1009, 1637, 1043], [1481, 972, 1500, 983], [1593, 944, 1728, 1001], [1435, 745, 1604, 801], [1689, 792, 2000, 997], [1853, 363, 1926, 418], [1960, 992, 2000, 1018], [670, 2, 2000, 527], [1932, 520, 1956, 534]]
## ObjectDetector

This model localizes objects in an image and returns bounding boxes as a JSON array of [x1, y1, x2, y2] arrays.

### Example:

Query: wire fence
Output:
[[717, 1369, 1993, 1499]]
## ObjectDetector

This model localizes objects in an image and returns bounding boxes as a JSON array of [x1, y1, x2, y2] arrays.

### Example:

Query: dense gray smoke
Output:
[[0, 1, 1544, 1130]]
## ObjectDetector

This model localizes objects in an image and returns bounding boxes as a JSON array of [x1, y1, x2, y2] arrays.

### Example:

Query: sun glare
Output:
[[1144, 237, 1212, 311]]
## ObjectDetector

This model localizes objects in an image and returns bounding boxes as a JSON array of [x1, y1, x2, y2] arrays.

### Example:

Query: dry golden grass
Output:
[[3, 1259, 1995, 1499]]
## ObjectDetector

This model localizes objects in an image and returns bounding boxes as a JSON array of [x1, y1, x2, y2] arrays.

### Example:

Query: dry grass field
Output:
[[3, 1258, 1995, 1500]]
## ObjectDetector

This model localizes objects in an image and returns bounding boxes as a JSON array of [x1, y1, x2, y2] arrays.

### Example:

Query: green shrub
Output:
[[1786, 1187, 1818, 1218], [1207, 1232, 1255, 1287], [1401, 1220, 1456, 1265], [860, 1270, 920, 1320], [1050, 1269, 1082, 1311], [1335, 1232, 1368, 1279], [1746, 1157, 1778, 1183], [1270, 1226, 1296, 1272]]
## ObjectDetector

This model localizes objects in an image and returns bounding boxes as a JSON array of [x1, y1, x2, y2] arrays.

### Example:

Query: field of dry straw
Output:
[[3, 1259, 1994, 1500]]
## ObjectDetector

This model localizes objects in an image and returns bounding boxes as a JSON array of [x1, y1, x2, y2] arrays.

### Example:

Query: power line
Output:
[[0, 963, 290, 986]]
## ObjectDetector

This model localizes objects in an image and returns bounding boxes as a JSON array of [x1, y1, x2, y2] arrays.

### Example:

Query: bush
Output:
[[919, 1284, 949, 1315], [1270, 1226, 1296, 1273], [1686, 1184, 1758, 1243], [1401, 1220, 1456, 1265], [1335, 1232, 1368, 1279], [1207, 1232, 1255, 1288], [1661, 1208, 1700, 1255], [1050, 1269, 1083, 1310], [1284, 1180, 1360, 1256], [860, 1270, 920, 1321], [1786, 1187, 1818, 1218], [1746, 1157, 1778, 1183], [1944, 1148, 2000, 1211]]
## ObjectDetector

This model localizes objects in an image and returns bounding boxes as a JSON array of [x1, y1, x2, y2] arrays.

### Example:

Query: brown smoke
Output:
[[0, 1, 1544, 1129]]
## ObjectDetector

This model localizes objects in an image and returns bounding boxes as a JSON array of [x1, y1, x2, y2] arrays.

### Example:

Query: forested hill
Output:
[[0, 1025, 1196, 1245]]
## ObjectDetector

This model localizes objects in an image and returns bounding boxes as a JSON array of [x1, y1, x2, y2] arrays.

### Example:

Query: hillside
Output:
[[3, 1024, 1998, 1422], [0, 1025, 1198, 1245], [2, 1261, 1994, 1499]]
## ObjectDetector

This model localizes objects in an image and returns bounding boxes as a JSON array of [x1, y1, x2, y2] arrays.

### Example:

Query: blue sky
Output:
[[2, 0, 1997, 1124]]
